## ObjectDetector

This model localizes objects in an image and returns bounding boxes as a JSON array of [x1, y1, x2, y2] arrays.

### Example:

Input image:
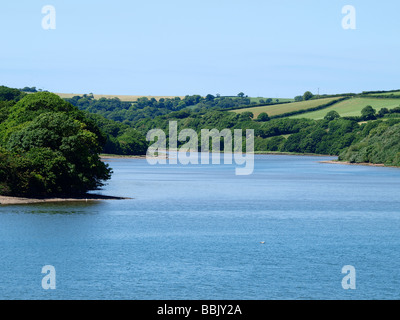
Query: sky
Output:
[[1, 0, 399, 98]]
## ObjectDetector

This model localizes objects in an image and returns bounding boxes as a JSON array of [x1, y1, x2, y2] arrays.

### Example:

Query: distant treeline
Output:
[[361, 89, 400, 95], [358, 94, 400, 99], [65, 94, 254, 123]]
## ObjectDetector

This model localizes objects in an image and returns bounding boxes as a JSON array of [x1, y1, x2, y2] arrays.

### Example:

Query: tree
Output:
[[239, 111, 254, 121], [237, 92, 245, 98], [324, 110, 340, 121], [117, 128, 148, 155], [6, 112, 111, 195], [294, 96, 303, 102], [0, 91, 112, 196], [20, 87, 37, 93], [257, 112, 270, 122], [361, 105, 377, 120], [303, 91, 314, 101], [0, 86, 26, 102], [378, 107, 389, 118], [205, 94, 215, 101]]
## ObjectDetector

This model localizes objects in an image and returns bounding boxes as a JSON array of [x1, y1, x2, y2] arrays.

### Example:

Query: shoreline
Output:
[[319, 160, 392, 167], [101, 151, 333, 159], [254, 151, 333, 157], [0, 194, 131, 206], [100, 154, 147, 159]]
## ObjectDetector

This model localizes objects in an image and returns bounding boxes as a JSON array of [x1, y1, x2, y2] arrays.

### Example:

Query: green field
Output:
[[290, 97, 400, 120], [231, 97, 340, 118]]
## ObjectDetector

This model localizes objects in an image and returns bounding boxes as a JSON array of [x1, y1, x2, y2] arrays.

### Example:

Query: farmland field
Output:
[[290, 97, 400, 120], [231, 97, 341, 118]]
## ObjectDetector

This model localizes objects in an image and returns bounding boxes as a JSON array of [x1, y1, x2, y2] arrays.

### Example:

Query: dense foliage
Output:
[[85, 113, 148, 156], [65, 94, 263, 123], [339, 120, 400, 166], [0, 90, 112, 196]]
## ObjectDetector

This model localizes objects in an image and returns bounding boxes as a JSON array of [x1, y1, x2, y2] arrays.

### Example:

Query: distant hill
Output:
[[232, 91, 400, 120], [231, 97, 342, 119], [290, 97, 400, 120]]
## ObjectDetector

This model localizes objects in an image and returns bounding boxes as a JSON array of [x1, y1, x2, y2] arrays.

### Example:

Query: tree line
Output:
[[0, 87, 113, 196]]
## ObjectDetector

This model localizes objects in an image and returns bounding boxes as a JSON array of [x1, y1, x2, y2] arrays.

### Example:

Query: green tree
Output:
[[257, 112, 270, 122], [0, 86, 26, 102], [0, 91, 112, 196], [324, 110, 340, 121], [117, 128, 148, 155], [294, 96, 303, 102], [361, 105, 377, 120], [378, 107, 389, 118], [303, 91, 314, 101], [6, 112, 111, 195], [239, 111, 254, 121]]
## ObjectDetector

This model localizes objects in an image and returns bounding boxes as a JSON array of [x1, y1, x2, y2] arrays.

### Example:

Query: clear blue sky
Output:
[[1, 0, 399, 98]]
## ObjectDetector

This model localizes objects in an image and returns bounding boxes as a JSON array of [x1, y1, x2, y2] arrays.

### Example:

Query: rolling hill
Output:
[[290, 97, 400, 120], [231, 97, 342, 118]]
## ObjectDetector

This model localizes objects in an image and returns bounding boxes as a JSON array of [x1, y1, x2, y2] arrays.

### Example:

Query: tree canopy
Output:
[[0, 90, 112, 196]]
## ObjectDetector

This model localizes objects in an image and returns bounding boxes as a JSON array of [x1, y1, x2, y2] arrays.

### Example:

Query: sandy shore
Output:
[[0, 194, 131, 206], [100, 154, 168, 160], [101, 154, 147, 159], [319, 160, 387, 167]]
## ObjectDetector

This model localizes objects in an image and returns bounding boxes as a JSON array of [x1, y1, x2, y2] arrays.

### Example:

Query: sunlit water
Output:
[[1, 155, 400, 300]]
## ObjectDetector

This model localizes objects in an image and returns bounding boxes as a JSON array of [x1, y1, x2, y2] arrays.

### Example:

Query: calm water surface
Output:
[[1, 155, 400, 300]]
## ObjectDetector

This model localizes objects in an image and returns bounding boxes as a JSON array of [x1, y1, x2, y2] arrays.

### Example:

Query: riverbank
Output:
[[101, 151, 332, 159], [319, 160, 388, 167], [255, 151, 333, 157], [0, 194, 131, 206], [101, 154, 147, 159], [100, 154, 168, 160]]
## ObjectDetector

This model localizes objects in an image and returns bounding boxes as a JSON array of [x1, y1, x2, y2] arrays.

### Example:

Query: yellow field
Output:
[[231, 97, 341, 118], [55, 93, 185, 102]]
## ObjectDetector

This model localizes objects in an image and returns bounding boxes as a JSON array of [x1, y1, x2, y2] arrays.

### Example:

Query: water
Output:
[[1, 155, 400, 300]]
